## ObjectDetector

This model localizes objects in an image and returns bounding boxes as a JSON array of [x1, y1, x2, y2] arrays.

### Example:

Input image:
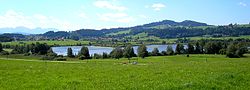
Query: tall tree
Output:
[[110, 47, 123, 59], [67, 48, 74, 58], [226, 43, 238, 58], [78, 46, 90, 59], [166, 45, 174, 55], [102, 52, 108, 59], [195, 42, 202, 54], [187, 43, 195, 54], [0, 43, 3, 52], [137, 44, 148, 58], [123, 45, 136, 60], [152, 48, 160, 56], [47, 48, 57, 57], [175, 43, 185, 54], [204, 42, 222, 54]]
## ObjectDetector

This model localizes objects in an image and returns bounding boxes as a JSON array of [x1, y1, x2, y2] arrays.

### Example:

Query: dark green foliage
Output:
[[166, 45, 174, 55], [47, 48, 57, 57], [0, 51, 9, 55], [161, 51, 167, 56], [195, 42, 202, 54], [137, 44, 148, 58], [55, 57, 67, 61], [102, 52, 109, 59], [187, 43, 195, 54], [93, 53, 102, 59], [32, 42, 50, 55], [0, 35, 14, 42], [40, 56, 55, 60], [152, 48, 160, 56], [110, 47, 123, 59], [11, 45, 26, 54], [204, 42, 222, 54], [162, 41, 166, 44], [123, 45, 136, 60], [24, 53, 31, 56], [175, 43, 185, 54], [78, 46, 90, 59], [226, 43, 248, 58], [67, 48, 74, 58], [219, 49, 227, 55], [23, 45, 30, 53], [226, 44, 239, 58], [0, 43, 3, 52]]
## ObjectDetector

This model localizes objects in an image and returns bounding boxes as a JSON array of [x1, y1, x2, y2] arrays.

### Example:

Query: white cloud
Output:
[[0, 10, 35, 29], [151, 3, 166, 11], [239, 2, 247, 7], [94, 0, 127, 11], [98, 13, 135, 23], [0, 10, 80, 30]]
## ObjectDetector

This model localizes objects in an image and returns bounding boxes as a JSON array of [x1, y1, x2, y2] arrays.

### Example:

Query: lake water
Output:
[[52, 45, 187, 56]]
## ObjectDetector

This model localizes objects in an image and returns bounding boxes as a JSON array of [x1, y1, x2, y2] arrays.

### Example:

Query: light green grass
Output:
[[0, 54, 250, 89], [3, 49, 13, 52], [106, 29, 131, 36], [2, 40, 90, 46]]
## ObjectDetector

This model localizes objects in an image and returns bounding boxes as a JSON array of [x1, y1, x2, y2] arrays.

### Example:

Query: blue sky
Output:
[[0, 0, 249, 31]]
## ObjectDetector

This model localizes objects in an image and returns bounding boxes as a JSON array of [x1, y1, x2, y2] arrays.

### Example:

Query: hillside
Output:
[[40, 19, 212, 39], [1, 20, 250, 41]]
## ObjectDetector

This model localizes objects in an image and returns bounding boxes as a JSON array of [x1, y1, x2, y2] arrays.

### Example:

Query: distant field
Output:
[[2, 40, 90, 46], [185, 35, 250, 40], [0, 54, 250, 89], [2, 35, 250, 47], [106, 29, 131, 36]]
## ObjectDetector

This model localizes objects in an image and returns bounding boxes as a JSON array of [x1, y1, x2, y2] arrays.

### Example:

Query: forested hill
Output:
[[40, 20, 211, 39], [1, 20, 250, 41]]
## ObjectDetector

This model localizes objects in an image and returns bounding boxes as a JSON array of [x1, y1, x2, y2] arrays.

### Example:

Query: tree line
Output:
[[0, 39, 249, 61]]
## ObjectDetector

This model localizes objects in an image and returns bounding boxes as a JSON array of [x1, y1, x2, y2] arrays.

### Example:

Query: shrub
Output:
[[40, 56, 55, 60], [219, 49, 226, 55], [161, 51, 167, 56], [24, 53, 31, 56], [93, 53, 102, 59], [0, 51, 9, 55], [55, 57, 67, 61]]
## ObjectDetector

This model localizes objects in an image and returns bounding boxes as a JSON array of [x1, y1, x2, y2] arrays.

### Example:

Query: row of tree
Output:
[[65, 41, 248, 60]]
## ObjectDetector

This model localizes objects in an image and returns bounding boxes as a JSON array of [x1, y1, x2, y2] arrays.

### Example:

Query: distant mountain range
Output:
[[0, 27, 59, 35], [140, 20, 209, 27], [0, 20, 208, 34]]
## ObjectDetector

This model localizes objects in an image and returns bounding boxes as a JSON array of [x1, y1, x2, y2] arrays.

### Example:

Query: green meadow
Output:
[[2, 40, 90, 46], [0, 54, 250, 90]]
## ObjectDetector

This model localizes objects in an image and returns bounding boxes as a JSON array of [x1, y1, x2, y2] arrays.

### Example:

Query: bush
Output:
[[79, 55, 87, 60], [55, 57, 67, 61], [219, 49, 226, 55], [161, 51, 167, 56], [40, 56, 55, 60], [24, 53, 31, 56], [0, 51, 9, 55], [93, 53, 102, 59]]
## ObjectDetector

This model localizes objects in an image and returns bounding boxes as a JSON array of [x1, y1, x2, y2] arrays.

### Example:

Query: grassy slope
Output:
[[106, 29, 131, 36], [2, 40, 90, 46], [0, 54, 250, 90]]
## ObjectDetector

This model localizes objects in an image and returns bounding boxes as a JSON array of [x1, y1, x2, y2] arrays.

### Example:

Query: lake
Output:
[[52, 44, 187, 56]]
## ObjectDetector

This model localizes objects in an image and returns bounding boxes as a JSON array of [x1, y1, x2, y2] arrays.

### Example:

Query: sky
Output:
[[0, 0, 249, 31]]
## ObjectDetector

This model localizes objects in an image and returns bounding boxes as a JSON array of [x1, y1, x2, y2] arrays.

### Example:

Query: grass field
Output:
[[0, 54, 250, 89], [2, 40, 90, 46]]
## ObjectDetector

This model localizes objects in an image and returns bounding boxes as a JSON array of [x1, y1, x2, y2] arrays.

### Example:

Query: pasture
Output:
[[0, 54, 250, 89]]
